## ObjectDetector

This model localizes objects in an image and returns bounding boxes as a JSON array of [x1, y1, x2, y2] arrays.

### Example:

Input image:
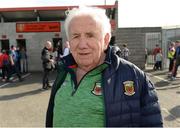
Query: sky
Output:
[[118, 0, 180, 27], [0, 0, 179, 27]]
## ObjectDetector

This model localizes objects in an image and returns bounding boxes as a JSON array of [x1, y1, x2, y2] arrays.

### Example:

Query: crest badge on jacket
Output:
[[91, 82, 102, 96], [123, 81, 135, 96]]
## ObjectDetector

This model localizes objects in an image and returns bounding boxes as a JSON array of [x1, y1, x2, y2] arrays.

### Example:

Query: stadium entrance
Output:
[[0, 39, 10, 51]]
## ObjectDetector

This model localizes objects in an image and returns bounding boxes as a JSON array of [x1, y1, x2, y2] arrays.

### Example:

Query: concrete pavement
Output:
[[145, 67, 180, 127], [0, 68, 180, 127]]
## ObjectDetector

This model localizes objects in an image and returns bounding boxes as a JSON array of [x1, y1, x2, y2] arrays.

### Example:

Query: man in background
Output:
[[171, 41, 180, 80], [10, 45, 22, 82], [168, 42, 175, 73], [122, 43, 130, 60], [41, 41, 54, 90]]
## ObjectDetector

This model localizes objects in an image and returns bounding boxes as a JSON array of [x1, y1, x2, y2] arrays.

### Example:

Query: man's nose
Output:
[[78, 36, 88, 49]]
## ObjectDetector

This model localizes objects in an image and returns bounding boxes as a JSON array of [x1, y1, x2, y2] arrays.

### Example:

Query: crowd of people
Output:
[[0, 45, 28, 82], [152, 41, 180, 80]]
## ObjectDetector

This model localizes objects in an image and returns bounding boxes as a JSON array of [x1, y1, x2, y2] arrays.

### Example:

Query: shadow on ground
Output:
[[0, 88, 49, 101], [155, 81, 169, 87], [164, 105, 180, 122], [145, 69, 169, 76], [177, 91, 180, 94], [0, 71, 57, 89]]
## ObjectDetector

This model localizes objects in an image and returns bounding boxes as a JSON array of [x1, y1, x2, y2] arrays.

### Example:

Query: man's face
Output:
[[68, 15, 109, 69], [46, 42, 52, 50]]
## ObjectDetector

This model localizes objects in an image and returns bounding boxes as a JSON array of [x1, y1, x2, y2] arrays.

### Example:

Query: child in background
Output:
[[154, 49, 163, 70]]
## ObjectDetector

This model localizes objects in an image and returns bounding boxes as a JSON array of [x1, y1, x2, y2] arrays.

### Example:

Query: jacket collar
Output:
[[62, 45, 120, 69], [104, 46, 113, 65], [61, 54, 77, 69]]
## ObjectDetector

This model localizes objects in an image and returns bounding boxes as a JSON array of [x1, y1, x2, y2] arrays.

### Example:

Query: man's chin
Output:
[[78, 61, 96, 68]]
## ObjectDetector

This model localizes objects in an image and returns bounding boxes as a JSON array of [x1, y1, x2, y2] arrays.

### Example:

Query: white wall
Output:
[[0, 22, 66, 71]]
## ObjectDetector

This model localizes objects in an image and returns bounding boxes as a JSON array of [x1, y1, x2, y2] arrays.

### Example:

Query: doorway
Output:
[[16, 39, 26, 50], [0, 39, 10, 51], [53, 38, 63, 55]]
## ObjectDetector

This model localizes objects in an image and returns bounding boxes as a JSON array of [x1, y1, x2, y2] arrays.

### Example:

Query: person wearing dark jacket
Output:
[[171, 41, 180, 80], [46, 6, 163, 127], [41, 41, 54, 90]]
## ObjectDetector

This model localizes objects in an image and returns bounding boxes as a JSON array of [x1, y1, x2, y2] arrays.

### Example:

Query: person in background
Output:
[[1, 50, 11, 82], [53, 47, 58, 60], [121, 43, 130, 60], [53, 47, 58, 69], [20, 47, 28, 73], [0, 50, 3, 79], [110, 37, 121, 57], [57, 41, 63, 61], [153, 44, 162, 70], [61, 41, 70, 57], [41, 41, 54, 90], [168, 42, 176, 73], [153, 44, 162, 55], [171, 41, 180, 80], [154, 49, 163, 70], [145, 48, 148, 65], [16, 46, 21, 72], [46, 6, 163, 127], [10, 45, 22, 82]]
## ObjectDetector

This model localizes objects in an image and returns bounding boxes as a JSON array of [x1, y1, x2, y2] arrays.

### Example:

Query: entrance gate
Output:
[[145, 32, 162, 66]]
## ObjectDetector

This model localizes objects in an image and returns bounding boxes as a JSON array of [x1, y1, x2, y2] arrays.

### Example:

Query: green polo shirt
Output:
[[53, 64, 108, 127]]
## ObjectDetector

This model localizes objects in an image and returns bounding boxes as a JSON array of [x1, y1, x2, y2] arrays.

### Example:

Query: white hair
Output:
[[45, 40, 52, 49], [64, 6, 111, 40]]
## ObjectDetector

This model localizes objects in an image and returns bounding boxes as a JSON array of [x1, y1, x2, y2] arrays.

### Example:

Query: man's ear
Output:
[[104, 33, 111, 49]]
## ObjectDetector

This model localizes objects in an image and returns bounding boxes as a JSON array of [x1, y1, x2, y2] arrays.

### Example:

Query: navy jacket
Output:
[[46, 46, 163, 127]]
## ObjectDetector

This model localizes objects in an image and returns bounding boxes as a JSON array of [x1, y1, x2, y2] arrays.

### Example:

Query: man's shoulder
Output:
[[118, 58, 142, 72], [42, 48, 49, 54]]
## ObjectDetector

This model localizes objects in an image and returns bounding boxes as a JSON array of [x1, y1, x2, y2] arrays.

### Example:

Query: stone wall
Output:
[[115, 27, 161, 69]]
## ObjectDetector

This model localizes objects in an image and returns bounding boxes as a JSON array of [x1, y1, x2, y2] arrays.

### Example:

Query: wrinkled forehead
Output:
[[69, 15, 102, 30]]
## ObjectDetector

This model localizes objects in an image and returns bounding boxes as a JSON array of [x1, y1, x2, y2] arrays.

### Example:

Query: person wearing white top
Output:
[[62, 41, 70, 57], [154, 50, 163, 70]]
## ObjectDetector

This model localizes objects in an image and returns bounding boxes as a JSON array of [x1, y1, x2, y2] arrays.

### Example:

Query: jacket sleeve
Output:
[[42, 49, 51, 63], [139, 71, 163, 127]]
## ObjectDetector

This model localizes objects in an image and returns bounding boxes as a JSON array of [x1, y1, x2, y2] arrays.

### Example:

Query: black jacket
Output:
[[41, 47, 53, 70], [46, 46, 163, 127]]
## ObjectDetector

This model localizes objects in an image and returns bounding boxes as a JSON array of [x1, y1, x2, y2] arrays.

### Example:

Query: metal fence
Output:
[[145, 32, 162, 65]]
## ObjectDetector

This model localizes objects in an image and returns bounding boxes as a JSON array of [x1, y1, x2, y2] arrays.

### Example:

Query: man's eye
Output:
[[72, 35, 79, 39], [87, 33, 94, 38]]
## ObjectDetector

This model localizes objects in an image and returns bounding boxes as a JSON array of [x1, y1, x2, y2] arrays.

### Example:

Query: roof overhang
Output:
[[0, 5, 116, 22]]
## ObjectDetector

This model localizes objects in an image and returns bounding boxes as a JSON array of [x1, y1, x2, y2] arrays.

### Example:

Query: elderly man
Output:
[[46, 6, 163, 127], [41, 41, 54, 90]]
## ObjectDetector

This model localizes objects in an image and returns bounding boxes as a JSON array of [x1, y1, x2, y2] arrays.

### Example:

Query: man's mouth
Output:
[[79, 53, 89, 55]]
